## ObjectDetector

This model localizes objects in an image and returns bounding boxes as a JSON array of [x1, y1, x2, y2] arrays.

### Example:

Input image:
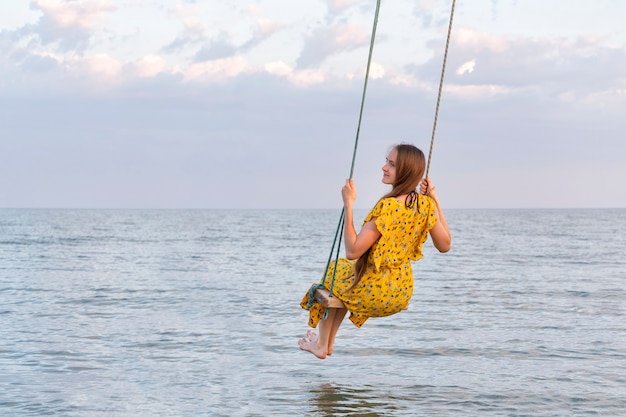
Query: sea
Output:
[[0, 208, 624, 417]]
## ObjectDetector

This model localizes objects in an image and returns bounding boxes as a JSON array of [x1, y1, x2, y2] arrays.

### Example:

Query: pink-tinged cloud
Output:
[[27, 0, 115, 51]]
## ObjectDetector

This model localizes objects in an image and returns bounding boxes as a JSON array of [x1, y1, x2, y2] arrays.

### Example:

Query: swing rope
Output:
[[426, 0, 456, 178], [307, 0, 456, 316], [306, 0, 382, 316]]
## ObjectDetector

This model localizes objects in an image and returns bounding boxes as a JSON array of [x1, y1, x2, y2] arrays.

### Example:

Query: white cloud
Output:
[[264, 61, 325, 87], [454, 27, 509, 53], [297, 23, 371, 68], [35, 0, 114, 30], [326, 0, 359, 14], [369, 62, 385, 79], [183, 19, 206, 36], [289, 69, 326, 87], [246, 4, 262, 16], [78, 53, 122, 80], [132, 54, 168, 78], [333, 24, 370, 48], [23, 50, 122, 82], [237, 17, 287, 54], [389, 74, 418, 87], [264, 61, 292, 77], [444, 83, 512, 98], [172, 4, 197, 19], [184, 56, 249, 82], [19, 0, 116, 52], [438, 25, 626, 105], [456, 59, 476, 75], [256, 18, 284, 37]]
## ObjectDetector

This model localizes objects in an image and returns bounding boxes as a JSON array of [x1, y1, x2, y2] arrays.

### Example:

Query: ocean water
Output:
[[0, 208, 624, 417]]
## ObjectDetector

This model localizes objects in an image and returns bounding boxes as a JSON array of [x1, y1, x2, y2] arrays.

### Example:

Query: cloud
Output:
[[326, 0, 359, 15], [264, 61, 326, 87], [1, 0, 625, 210], [18, 52, 60, 73], [410, 0, 443, 29], [239, 18, 287, 53], [193, 34, 237, 62], [184, 56, 249, 82], [131, 54, 168, 78], [297, 23, 371, 69], [367, 62, 385, 80], [264, 61, 292, 77], [34, 0, 114, 30], [255, 18, 285, 38], [162, 5, 206, 55], [78, 53, 122, 79], [456, 59, 475, 75], [176, 13, 285, 63], [411, 27, 626, 104], [28, 0, 115, 52]]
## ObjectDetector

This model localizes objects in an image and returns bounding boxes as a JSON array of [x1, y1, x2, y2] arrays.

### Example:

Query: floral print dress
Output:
[[301, 194, 437, 328]]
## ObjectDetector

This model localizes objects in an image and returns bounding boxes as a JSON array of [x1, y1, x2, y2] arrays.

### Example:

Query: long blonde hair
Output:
[[351, 144, 426, 288]]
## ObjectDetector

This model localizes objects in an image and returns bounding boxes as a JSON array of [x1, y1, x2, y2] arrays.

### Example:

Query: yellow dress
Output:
[[301, 195, 437, 328]]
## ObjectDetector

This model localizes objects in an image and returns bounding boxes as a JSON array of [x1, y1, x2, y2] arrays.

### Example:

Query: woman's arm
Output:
[[342, 179, 381, 260], [420, 177, 451, 253]]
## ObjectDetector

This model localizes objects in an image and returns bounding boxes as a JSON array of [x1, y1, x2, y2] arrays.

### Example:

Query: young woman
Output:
[[299, 143, 451, 359]]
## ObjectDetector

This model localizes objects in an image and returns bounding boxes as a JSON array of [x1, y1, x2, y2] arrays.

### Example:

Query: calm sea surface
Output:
[[0, 208, 624, 416]]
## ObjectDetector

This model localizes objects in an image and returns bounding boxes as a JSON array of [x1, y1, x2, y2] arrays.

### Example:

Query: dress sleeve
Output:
[[363, 199, 387, 224], [410, 195, 438, 261]]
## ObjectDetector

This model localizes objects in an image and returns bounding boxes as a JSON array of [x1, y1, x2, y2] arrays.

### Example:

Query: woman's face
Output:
[[382, 147, 398, 185]]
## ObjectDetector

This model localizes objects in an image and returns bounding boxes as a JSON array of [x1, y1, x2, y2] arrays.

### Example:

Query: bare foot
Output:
[[298, 337, 327, 359], [306, 330, 332, 355]]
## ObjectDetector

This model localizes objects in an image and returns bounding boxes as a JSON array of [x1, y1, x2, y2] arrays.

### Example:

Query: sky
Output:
[[1, 0, 625, 209]]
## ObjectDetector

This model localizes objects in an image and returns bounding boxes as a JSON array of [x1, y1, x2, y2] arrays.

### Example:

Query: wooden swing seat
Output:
[[314, 288, 346, 309]]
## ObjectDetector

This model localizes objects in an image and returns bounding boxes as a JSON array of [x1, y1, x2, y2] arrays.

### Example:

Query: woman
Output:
[[299, 143, 451, 359]]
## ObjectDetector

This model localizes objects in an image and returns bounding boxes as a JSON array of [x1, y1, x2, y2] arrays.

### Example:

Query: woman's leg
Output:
[[306, 307, 347, 355], [299, 307, 346, 359], [327, 308, 347, 355]]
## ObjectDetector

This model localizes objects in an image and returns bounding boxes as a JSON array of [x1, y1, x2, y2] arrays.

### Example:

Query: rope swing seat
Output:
[[313, 287, 346, 309], [308, 0, 457, 314]]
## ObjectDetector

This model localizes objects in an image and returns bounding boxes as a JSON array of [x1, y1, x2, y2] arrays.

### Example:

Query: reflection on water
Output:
[[310, 383, 392, 417]]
